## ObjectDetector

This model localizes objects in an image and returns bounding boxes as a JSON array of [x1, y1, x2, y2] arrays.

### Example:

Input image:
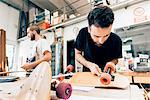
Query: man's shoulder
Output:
[[78, 27, 88, 36], [80, 27, 88, 32], [81, 27, 88, 31], [110, 32, 122, 41]]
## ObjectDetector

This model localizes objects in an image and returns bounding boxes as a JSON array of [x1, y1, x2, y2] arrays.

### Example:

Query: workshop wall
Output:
[[0, 2, 19, 71], [114, 0, 150, 29]]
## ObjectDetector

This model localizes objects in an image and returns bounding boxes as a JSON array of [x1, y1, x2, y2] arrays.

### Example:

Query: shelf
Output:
[[40, 0, 144, 34]]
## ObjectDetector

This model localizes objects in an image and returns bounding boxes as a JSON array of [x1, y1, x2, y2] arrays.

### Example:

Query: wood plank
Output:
[[134, 76, 150, 84], [118, 71, 150, 77], [67, 72, 129, 89], [118, 71, 150, 83], [0, 29, 6, 73], [0, 61, 51, 100]]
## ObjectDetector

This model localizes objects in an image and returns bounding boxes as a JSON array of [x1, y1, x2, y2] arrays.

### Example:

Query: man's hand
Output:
[[87, 62, 101, 76], [104, 62, 116, 73], [22, 63, 32, 71]]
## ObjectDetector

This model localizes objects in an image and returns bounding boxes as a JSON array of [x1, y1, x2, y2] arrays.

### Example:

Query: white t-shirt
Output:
[[29, 38, 51, 61], [35, 38, 51, 60], [25, 38, 51, 76]]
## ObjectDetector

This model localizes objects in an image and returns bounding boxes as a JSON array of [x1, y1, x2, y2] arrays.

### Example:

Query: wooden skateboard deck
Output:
[[67, 72, 129, 89], [0, 61, 51, 100]]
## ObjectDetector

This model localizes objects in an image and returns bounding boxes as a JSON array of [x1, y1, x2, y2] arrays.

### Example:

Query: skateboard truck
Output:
[[65, 65, 74, 74], [57, 73, 65, 82], [52, 73, 74, 82], [106, 67, 115, 81], [64, 65, 74, 79], [100, 63, 115, 85], [54, 65, 74, 81]]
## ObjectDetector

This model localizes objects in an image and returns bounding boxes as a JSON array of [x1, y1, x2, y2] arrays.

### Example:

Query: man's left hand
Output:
[[104, 62, 116, 73]]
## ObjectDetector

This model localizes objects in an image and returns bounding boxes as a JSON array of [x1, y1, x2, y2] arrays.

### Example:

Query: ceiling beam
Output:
[[0, 0, 21, 10], [29, 0, 58, 11], [63, 0, 78, 14]]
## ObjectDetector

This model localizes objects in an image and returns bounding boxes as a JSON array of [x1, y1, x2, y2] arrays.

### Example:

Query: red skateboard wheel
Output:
[[57, 73, 65, 82], [66, 65, 74, 72], [104, 62, 115, 74], [100, 73, 111, 85], [56, 82, 72, 99]]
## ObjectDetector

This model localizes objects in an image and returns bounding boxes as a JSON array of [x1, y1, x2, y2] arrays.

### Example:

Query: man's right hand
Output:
[[75, 49, 101, 76], [22, 63, 32, 71], [87, 62, 101, 76]]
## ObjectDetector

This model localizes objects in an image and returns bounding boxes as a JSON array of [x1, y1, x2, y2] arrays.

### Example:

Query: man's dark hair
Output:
[[87, 5, 114, 28], [29, 25, 40, 34]]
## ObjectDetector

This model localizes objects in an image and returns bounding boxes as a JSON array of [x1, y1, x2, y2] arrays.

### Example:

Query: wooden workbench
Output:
[[51, 85, 144, 100], [118, 71, 150, 84]]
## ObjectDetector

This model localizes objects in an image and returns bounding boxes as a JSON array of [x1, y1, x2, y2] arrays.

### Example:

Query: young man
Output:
[[74, 6, 122, 76], [22, 25, 51, 71]]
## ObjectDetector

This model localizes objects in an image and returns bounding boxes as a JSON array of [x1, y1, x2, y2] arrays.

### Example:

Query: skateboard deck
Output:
[[0, 61, 51, 100], [67, 72, 129, 89]]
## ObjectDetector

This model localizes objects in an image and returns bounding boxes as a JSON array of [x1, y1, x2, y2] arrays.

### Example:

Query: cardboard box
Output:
[[53, 11, 59, 18]]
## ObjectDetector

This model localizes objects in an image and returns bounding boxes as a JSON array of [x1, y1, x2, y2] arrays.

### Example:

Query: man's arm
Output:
[[75, 49, 101, 75], [105, 36, 122, 71], [75, 49, 89, 67], [22, 51, 51, 70]]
